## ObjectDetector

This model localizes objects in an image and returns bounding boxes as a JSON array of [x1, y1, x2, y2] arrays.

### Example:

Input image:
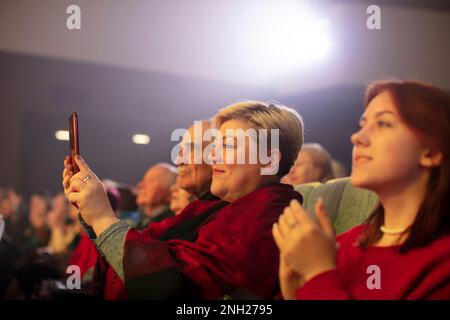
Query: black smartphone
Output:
[[69, 112, 80, 174]]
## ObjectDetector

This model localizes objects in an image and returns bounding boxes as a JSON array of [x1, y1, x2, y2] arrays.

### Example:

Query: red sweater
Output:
[[296, 225, 450, 300]]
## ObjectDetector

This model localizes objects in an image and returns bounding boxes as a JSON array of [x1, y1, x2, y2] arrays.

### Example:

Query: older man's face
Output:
[[136, 166, 172, 207], [176, 124, 212, 197]]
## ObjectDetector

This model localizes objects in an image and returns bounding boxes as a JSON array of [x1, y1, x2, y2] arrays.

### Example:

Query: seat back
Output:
[[295, 178, 379, 234]]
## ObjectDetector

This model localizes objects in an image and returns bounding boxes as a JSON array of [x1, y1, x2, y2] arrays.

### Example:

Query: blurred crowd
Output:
[[0, 144, 343, 299]]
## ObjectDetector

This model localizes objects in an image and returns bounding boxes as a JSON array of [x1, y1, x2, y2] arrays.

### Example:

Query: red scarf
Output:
[[120, 183, 302, 299]]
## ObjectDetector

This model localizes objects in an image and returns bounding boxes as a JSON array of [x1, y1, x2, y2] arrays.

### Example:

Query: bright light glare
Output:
[[237, 2, 331, 75], [55, 130, 69, 141], [132, 134, 150, 145]]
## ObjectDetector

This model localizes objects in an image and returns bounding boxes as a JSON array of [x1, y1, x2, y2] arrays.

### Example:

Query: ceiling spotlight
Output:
[[55, 130, 69, 141], [132, 134, 150, 145], [236, 1, 331, 76]]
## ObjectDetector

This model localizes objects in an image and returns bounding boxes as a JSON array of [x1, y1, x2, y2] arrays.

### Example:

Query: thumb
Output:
[[74, 155, 91, 172], [315, 197, 335, 238]]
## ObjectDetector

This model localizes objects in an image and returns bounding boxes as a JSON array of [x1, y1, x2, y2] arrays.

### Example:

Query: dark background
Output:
[[0, 51, 363, 197]]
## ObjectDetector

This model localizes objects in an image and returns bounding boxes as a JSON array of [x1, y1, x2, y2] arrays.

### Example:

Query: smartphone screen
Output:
[[69, 112, 80, 173]]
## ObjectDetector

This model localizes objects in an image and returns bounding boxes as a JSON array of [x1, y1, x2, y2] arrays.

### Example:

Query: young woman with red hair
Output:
[[274, 80, 450, 300]]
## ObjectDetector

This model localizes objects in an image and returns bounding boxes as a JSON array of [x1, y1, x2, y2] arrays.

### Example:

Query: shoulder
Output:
[[417, 233, 450, 260], [218, 183, 302, 222], [240, 183, 302, 206], [178, 199, 224, 218]]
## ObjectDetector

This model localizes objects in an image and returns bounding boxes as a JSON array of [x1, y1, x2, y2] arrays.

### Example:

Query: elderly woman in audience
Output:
[[282, 143, 334, 185], [274, 80, 450, 300], [62, 101, 303, 299]]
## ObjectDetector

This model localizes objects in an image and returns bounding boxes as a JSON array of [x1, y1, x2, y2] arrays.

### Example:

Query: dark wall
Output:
[[0, 51, 366, 198], [0, 51, 274, 197], [283, 86, 365, 172]]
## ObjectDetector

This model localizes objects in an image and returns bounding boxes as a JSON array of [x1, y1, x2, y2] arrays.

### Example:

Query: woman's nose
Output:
[[350, 132, 359, 146], [351, 128, 369, 147]]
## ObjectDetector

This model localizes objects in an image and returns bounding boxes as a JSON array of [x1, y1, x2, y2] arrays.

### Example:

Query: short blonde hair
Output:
[[214, 101, 304, 177]]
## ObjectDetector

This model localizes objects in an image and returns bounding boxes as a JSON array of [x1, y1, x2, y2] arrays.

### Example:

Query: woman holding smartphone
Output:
[[62, 101, 304, 299]]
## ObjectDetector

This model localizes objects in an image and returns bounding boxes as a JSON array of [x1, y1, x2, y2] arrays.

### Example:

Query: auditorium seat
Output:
[[295, 178, 379, 234]]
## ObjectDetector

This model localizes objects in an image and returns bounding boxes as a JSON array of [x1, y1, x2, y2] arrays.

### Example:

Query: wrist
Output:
[[303, 263, 337, 283], [91, 211, 120, 237]]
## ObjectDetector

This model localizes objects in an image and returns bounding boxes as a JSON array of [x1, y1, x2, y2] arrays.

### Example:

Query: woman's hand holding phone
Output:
[[62, 156, 119, 236]]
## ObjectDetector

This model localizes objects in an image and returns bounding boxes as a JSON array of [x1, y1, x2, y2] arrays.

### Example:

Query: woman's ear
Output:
[[260, 149, 282, 176], [420, 148, 443, 168]]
